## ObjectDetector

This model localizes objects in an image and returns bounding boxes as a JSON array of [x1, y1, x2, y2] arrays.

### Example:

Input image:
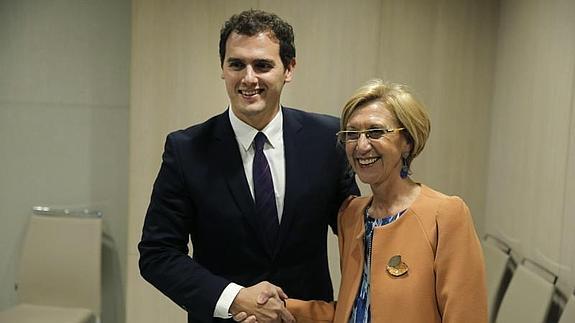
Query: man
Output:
[[139, 9, 359, 323]]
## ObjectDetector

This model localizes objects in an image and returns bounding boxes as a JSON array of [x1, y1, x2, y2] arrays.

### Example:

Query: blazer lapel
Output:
[[339, 197, 368, 321]]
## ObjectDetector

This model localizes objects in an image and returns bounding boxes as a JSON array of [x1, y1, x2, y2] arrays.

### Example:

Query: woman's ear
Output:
[[401, 136, 413, 158]]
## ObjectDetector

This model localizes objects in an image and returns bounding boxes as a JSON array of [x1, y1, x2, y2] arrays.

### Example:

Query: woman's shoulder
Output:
[[337, 195, 370, 227], [417, 184, 468, 211], [416, 184, 473, 228], [411, 184, 471, 225], [339, 195, 370, 214]]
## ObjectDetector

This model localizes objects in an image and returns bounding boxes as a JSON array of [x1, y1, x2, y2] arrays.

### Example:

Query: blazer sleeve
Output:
[[138, 133, 230, 322], [286, 299, 335, 323], [434, 197, 488, 323]]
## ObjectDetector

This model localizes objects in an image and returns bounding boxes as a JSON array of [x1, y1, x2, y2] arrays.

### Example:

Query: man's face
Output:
[[221, 31, 295, 130]]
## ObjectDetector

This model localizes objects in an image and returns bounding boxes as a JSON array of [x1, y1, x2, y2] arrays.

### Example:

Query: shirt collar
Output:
[[228, 106, 283, 152]]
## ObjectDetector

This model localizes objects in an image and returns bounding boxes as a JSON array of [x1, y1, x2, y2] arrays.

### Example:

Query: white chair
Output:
[[0, 209, 102, 323], [495, 259, 556, 323], [482, 235, 511, 322], [558, 293, 575, 323], [0, 304, 93, 323]]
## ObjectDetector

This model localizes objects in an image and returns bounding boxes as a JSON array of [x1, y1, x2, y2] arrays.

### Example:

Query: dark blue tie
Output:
[[253, 132, 279, 251]]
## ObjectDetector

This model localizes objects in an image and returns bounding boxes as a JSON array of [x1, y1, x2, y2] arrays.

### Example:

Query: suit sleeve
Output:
[[138, 134, 230, 322], [284, 197, 357, 322], [331, 144, 360, 233], [435, 197, 488, 323]]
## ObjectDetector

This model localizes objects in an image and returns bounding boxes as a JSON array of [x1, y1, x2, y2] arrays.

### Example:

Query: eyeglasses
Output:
[[336, 128, 405, 144]]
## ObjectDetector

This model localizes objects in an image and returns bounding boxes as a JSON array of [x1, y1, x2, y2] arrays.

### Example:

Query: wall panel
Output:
[[377, 0, 499, 235], [0, 3, 130, 323], [485, 0, 575, 291]]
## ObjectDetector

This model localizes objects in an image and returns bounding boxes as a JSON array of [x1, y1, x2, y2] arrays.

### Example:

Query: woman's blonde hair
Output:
[[341, 79, 431, 167]]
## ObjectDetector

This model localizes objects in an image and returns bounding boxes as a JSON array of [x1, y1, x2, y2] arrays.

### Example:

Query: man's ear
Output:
[[284, 58, 296, 83]]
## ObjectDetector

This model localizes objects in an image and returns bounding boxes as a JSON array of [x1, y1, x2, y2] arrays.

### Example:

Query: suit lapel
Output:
[[213, 110, 274, 258], [274, 108, 303, 258], [213, 112, 259, 235]]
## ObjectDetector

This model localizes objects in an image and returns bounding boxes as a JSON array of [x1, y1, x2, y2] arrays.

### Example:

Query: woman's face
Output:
[[344, 101, 411, 186]]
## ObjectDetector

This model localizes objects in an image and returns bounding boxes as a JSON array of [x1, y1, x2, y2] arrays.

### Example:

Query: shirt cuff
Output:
[[213, 282, 244, 318]]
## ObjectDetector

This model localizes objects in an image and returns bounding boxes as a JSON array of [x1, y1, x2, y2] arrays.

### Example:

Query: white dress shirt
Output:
[[213, 107, 286, 318]]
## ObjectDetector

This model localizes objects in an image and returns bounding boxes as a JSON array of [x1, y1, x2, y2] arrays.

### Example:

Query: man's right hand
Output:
[[229, 281, 294, 323]]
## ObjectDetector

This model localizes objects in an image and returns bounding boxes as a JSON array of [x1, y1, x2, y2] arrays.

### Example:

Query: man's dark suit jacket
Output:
[[139, 107, 359, 323]]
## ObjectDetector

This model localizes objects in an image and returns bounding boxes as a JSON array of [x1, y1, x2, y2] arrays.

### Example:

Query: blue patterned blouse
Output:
[[348, 206, 406, 323]]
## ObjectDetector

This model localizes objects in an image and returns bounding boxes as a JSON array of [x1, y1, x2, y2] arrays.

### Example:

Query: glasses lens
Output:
[[346, 131, 360, 141], [367, 129, 386, 139]]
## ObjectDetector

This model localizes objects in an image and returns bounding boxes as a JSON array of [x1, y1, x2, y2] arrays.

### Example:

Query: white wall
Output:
[[485, 0, 575, 295], [0, 1, 130, 322], [9, 1, 575, 322]]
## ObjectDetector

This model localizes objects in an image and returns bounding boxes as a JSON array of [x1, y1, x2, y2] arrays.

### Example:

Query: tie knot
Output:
[[254, 132, 267, 152]]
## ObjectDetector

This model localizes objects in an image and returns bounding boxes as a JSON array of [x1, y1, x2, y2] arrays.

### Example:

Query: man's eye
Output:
[[255, 62, 273, 71], [228, 61, 244, 70]]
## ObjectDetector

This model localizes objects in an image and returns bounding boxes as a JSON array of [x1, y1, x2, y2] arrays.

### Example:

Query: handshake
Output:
[[230, 281, 295, 323]]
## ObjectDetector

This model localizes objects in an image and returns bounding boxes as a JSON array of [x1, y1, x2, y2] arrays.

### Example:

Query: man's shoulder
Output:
[[282, 106, 340, 130], [167, 111, 229, 142]]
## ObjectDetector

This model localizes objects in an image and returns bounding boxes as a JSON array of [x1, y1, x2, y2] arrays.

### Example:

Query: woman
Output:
[[237, 79, 487, 322]]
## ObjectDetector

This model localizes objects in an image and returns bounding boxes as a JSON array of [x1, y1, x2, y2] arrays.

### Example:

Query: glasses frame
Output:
[[336, 127, 405, 144]]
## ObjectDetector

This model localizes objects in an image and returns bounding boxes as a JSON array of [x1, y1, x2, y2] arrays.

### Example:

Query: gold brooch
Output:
[[386, 255, 408, 277]]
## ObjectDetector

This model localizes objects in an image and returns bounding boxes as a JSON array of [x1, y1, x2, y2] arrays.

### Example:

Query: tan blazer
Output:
[[287, 185, 487, 323]]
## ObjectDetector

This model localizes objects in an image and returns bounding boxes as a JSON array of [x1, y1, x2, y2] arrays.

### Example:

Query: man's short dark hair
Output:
[[219, 9, 296, 69]]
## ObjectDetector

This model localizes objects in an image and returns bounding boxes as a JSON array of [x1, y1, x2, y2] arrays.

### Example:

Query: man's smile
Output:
[[239, 89, 264, 97]]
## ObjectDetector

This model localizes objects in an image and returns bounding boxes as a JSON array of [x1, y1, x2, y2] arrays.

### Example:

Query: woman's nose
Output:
[[355, 133, 372, 152]]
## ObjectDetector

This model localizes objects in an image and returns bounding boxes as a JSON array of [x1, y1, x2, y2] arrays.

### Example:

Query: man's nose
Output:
[[242, 65, 257, 83]]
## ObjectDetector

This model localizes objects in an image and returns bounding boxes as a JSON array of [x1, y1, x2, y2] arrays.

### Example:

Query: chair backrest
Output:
[[495, 261, 555, 323], [558, 293, 575, 323], [17, 214, 102, 315], [482, 237, 511, 320]]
